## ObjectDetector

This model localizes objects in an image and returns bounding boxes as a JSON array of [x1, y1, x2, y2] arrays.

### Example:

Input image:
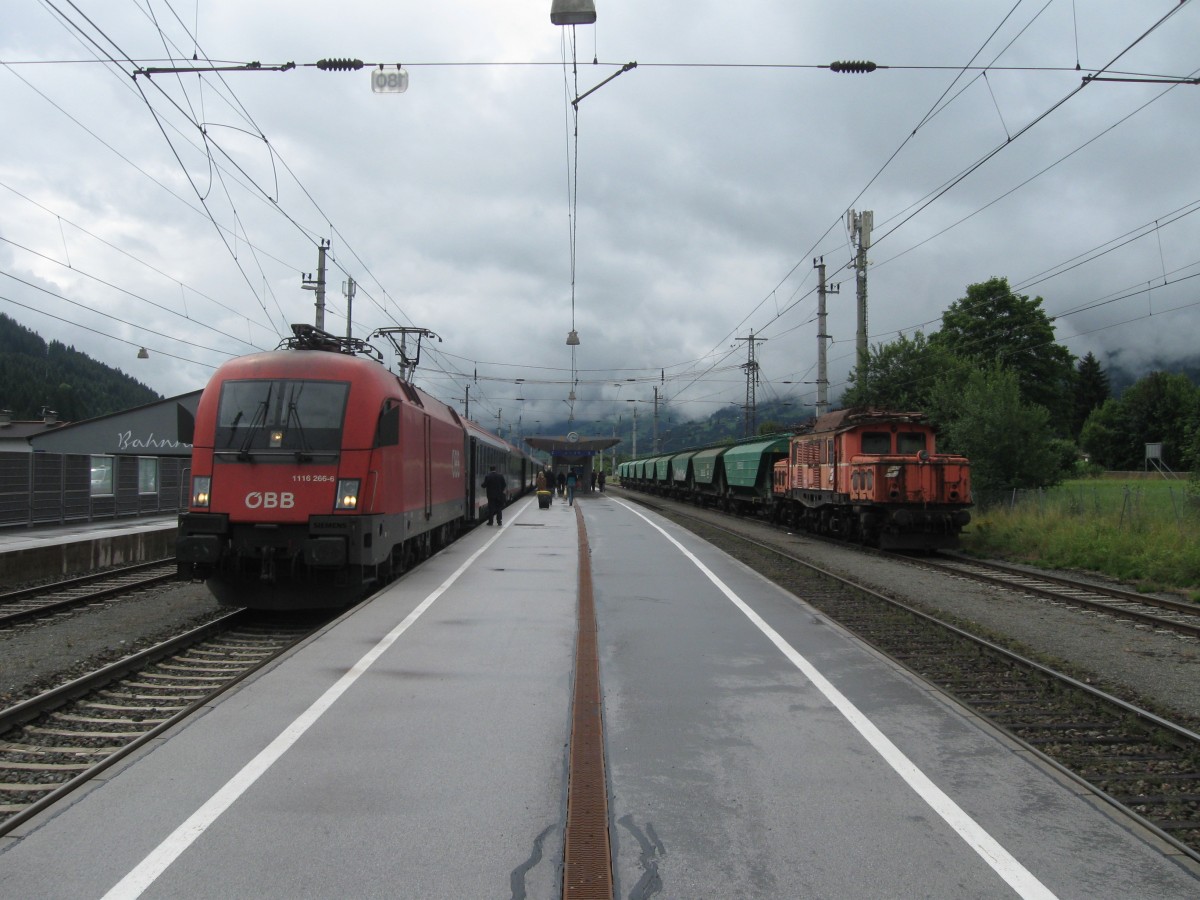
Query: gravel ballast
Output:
[[0, 581, 225, 708]]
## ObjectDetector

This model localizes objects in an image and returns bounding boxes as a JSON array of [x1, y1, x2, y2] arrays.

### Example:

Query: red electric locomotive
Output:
[[771, 408, 971, 550], [177, 324, 530, 609]]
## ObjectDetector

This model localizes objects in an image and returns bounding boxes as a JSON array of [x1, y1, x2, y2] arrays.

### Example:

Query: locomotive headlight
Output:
[[191, 476, 211, 509], [269, 430, 284, 448], [334, 479, 360, 510]]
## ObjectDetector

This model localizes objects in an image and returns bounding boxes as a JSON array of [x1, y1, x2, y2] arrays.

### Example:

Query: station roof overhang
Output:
[[524, 435, 621, 460]]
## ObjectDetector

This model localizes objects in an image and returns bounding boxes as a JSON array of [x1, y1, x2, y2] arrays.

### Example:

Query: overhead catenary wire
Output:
[[16, 2, 451, 402], [726, 1, 1197, 412], [7, 4, 1197, 426]]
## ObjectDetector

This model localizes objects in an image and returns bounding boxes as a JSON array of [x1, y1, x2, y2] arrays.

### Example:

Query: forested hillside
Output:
[[0, 314, 160, 421]]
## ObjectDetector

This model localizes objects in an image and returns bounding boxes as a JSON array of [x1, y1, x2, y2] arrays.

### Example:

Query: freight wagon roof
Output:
[[722, 437, 790, 488], [668, 450, 699, 480]]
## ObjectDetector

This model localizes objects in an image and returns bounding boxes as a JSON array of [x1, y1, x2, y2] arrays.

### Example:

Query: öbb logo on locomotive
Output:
[[244, 492, 295, 510]]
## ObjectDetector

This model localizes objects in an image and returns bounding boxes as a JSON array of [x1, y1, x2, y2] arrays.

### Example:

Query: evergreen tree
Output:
[[0, 314, 160, 419], [1079, 371, 1199, 470], [1071, 351, 1110, 439]]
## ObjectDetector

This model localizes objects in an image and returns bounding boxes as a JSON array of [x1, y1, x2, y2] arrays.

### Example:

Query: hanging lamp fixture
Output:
[[550, 0, 596, 25]]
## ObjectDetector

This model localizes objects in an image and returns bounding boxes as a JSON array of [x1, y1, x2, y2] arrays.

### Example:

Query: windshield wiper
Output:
[[237, 385, 272, 461], [286, 403, 313, 460], [284, 384, 315, 461], [223, 410, 243, 448]]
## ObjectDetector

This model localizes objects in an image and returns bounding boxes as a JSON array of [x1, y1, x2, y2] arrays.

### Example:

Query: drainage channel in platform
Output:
[[563, 504, 613, 900]]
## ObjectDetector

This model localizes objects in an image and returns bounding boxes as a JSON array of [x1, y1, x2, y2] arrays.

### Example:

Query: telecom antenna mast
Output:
[[814, 257, 838, 416], [848, 209, 873, 378]]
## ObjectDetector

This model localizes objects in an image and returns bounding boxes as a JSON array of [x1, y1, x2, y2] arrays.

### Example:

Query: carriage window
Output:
[[898, 432, 927, 454], [861, 432, 891, 454]]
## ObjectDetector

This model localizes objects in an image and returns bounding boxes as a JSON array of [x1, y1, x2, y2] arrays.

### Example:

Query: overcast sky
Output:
[[3, 1, 1198, 437]]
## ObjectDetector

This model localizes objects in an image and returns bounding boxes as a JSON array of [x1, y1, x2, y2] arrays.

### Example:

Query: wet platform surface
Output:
[[1, 492, 1197, 898]]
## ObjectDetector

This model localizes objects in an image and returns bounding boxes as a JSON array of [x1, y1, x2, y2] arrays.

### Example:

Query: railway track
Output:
[[900, 554, 1200, 638], [0, 560, 180, 628], [0, 610, 322, 836], [630, 495, 1200, 862]]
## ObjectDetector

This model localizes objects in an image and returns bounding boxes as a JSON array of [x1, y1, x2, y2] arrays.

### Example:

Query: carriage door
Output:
[[423, 415, 433, 519]]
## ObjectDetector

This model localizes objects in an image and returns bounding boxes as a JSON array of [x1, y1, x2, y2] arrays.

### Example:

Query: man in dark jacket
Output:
[[482, 465, 508, 526]]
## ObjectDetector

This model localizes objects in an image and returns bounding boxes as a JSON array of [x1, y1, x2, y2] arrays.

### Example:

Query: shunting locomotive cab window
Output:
[[898, 432, 927, 454], [861, 432, 891, 454], [216, 379, 349, 455]]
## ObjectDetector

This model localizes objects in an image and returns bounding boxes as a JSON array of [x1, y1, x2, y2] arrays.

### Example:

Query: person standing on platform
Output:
[[598, 470, 606, 492], [566, 468, 577, 506], [556, 470, 566, 497], [482, 465, 507, 526]]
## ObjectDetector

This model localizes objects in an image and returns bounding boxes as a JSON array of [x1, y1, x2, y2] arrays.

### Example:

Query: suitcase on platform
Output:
[[537, 490, 552, 509]]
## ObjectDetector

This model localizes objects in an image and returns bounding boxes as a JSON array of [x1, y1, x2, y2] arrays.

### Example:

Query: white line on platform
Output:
[[614, 499, 1058, 900], [101, 501, 529, 900]]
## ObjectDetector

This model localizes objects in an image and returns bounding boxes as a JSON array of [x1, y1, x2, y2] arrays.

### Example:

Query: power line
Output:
[[0, 291, 220, 371]]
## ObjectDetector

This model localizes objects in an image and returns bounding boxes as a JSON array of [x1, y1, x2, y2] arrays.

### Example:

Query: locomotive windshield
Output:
[[215, 379, 349, 457], [861, 432, 891, 454], [897, 432, 927, 454]]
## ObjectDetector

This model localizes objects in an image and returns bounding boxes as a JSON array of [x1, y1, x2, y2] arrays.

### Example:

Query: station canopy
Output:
[[525, 433, 620, 464]]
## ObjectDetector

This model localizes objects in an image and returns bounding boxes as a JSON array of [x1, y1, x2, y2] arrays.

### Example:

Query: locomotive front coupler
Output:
[[260, 546, 277, 583]]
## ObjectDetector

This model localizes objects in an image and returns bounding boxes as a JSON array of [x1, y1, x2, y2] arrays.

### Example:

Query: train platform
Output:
[[0, 515, 177, 584], [2, 493, 1199, 898]]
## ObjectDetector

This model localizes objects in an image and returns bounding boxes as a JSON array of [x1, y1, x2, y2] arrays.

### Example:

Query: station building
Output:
[[0, 392, 200, 528]]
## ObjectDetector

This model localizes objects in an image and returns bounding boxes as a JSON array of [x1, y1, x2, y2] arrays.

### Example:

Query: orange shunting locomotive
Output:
[[772, 409, 971, 549]]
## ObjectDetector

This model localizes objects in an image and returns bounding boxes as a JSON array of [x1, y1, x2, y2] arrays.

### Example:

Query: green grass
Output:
[[962, 479, 1200, 601]]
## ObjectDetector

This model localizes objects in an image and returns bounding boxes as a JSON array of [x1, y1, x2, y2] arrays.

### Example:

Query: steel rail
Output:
[[903, 554, 1200, 638], [0, 609, 291, 837], [0, 560, 180, 628]]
